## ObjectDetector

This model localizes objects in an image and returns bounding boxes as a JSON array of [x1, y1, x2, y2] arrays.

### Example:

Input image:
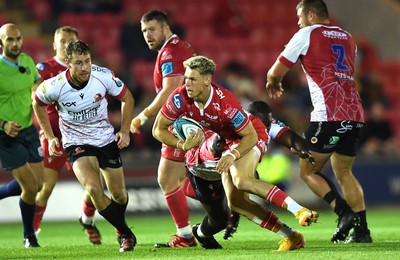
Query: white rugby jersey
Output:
[[35, 64, 127, 148], [278, 24, 364, 123]]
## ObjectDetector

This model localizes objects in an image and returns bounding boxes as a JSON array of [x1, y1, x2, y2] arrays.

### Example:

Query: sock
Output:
[[316, 172, 351, 216], [33, 204, 46, 231], [354, 210, 369, 233], [98, 199, 132, 236], [0, 179, 22, 199], [82, 200, 96, 225], [265, 186, 288, 208], [283, 197, 303, 215], [164, 186, 191, 234], [277, 223, 296, 238], [195, 224, 206, 238], [183, 178, 197, 200], [258, 210, 279, 232], [19, 198, 35, 237], [177, 226, 193, 239]]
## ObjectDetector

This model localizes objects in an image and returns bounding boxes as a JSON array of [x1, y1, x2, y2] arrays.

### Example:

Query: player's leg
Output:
[[155, 152, 195, 248], [78, 189, 102, 245], [229, 150, 318, 226], [0, 179, 22, 199], [101, 166, 136, 251], [222, 174, 305, 251], [331, 152, 372, 243]]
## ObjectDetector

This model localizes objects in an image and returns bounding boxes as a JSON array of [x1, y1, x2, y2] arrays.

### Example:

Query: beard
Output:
[[5, 47, 21, 60]]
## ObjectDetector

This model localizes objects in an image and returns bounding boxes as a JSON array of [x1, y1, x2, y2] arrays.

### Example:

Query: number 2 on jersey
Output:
[[331, 44, 348, 71]]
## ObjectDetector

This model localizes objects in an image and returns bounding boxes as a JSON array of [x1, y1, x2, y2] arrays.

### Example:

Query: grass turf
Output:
[[0, 207, 399, 259]]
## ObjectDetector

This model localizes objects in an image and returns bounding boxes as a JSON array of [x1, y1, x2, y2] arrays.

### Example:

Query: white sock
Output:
[[284, 197, 303, 215], [81, 214, 94, 225], [177, 225, 193, 238], [193, 224, 207, 238], [277, 223, 295, 238]]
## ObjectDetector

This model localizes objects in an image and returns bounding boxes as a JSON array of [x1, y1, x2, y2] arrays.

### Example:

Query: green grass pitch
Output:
[[1, 207, 399, 259]]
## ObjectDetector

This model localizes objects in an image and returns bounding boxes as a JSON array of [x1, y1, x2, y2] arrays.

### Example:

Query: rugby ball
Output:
[[172, 116, 204, 141]]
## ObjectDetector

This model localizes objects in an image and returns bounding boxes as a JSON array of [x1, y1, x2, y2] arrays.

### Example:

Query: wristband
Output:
[[138, 111, 149, 126], [231, 148, 240, 159], [224, 151, 237, 160], [1, 120, 7, 129]]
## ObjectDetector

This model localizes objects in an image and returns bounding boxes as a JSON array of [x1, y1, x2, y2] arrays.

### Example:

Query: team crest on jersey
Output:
[[74, 147, 85, 155], [172, 93, 182, 109], [93, 93, 102, 103]]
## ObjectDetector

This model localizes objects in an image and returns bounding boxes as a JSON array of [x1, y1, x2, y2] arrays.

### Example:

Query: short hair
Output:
[[66, 40, 91, 60], [297, 0, 329, 19], [183, 56, 216, 76], [141, 10, 170, 25], [247, 101, 273, 130], [55, 26, 79, 38]]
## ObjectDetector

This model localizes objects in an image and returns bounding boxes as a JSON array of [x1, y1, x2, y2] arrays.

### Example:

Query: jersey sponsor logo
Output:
[[172, 93, 182, 109], [212, 103, 221, 111], [337, 121, 353, 133], [231, 111, 246, 128], [91, 66, 107, 73], [79, 93, 84, 99], [215, 88, 225, 99], [68, 105, 100, 121], [62, 101, 77, 107], [36, 63, 45, 71], [322, 30, 348, 40], [161, 61, 173, 76], [329, 136, 340, 145]]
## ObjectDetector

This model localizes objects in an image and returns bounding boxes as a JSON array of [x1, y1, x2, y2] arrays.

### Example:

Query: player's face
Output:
[[68, 52, 91, 86], [297, 7, 311, 28], [54, 31, 78, 61], [1, 28, 22, 61], [141, 20, 167, 51], [184, 68, 211, 102]]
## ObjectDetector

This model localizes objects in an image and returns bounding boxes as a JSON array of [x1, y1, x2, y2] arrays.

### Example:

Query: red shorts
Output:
[[161, 143, 185, 162], [40, 132, 71, 172]]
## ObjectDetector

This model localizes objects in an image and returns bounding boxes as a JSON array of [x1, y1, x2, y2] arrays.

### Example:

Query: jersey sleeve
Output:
[[269, 119, 290, 139], [94, 65, 127, 99], [35, 80, 55, 106], [279, 27, 311, 67], [160, 87, 185, 121]]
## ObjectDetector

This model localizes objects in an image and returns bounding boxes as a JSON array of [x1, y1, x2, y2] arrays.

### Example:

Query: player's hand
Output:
[[48, 137, 63, 158], [290, 147, 315, 165], [183, 128, 204, 151], [266, 81, 284, 99], [115, 131, 130, 149], [3, 121, 21, 137], [216, 152, 235, 174], [130, 116, 142, 134]]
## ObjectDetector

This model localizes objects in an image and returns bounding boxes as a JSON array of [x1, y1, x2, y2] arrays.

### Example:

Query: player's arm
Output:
[[266, 60, 289, 99], [217, 122, 258, 174], [130, 75, 184, 134], [115, 89, 135, 149], [152, 112, 203, 151], [32, 95, 62, 157], [276, 129, 315, 164]]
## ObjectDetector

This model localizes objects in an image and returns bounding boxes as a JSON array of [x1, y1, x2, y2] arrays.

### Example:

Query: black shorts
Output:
[[187, 171, 225, 204], [65, 141, 122, 169], [0, 125, 43, 171], [304, 121, 364, 156]]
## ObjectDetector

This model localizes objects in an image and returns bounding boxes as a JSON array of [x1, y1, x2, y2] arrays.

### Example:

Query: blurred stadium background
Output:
[[0, 0, 399, 222]]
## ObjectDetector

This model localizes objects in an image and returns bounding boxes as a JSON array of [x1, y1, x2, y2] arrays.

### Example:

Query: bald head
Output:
[[0, 23, 23, 62]]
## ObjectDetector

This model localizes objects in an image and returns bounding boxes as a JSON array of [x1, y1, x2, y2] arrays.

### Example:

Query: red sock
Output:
[[183, 178, 197, 200], [33, 204, 46, 231], [164, 186, 190, 228], [83, 200, 96, 217], [265, 186, 288, 208], [260, 210, 279, 231]]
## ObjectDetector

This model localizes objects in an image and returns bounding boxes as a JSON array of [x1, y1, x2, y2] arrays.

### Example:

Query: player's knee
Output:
[[110, 189, 127, 204], [232, 175, 253, 192]]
